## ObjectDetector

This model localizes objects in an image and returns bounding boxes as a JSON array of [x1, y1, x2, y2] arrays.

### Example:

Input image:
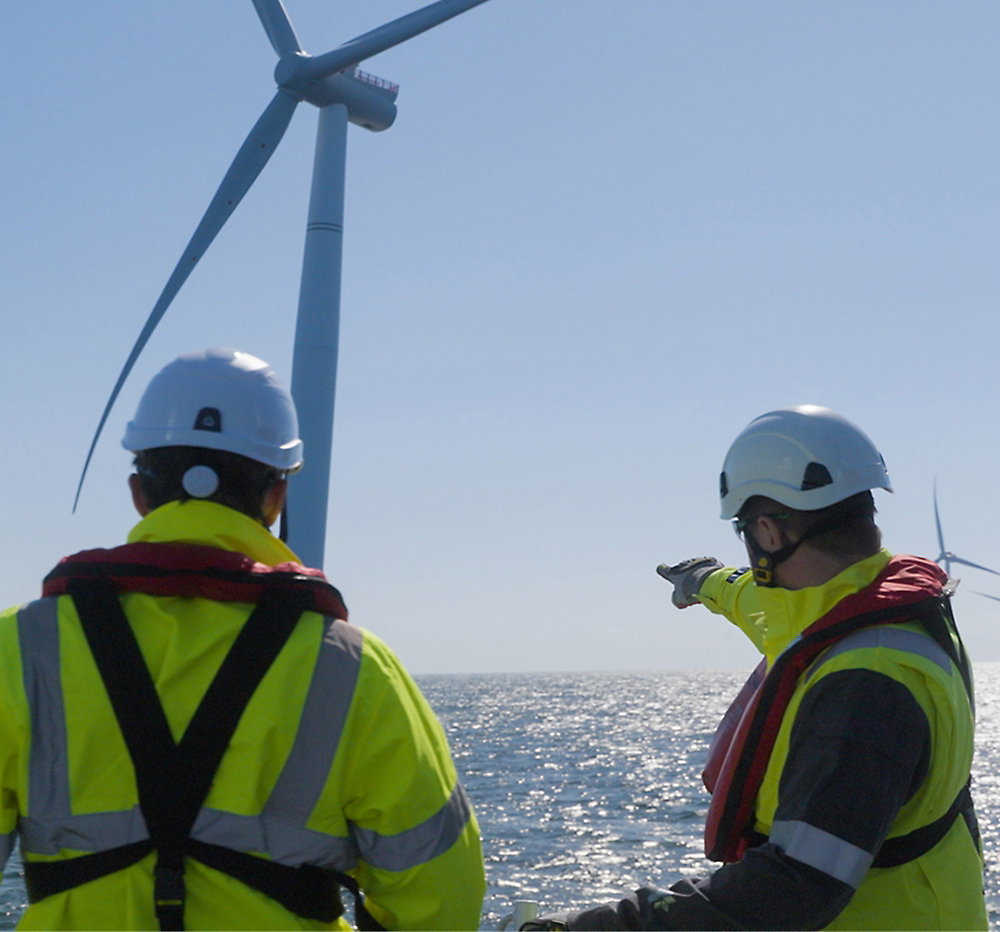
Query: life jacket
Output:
[[702, 555, 975, 865], [23, 542, 384, 932]]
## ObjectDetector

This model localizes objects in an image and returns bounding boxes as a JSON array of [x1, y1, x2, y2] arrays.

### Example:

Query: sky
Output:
[[3, 1, 1000, 675]]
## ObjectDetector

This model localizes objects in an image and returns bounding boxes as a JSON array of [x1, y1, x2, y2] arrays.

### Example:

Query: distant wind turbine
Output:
[[73, 0, 491, 569], [933, 479, 1000, 581]]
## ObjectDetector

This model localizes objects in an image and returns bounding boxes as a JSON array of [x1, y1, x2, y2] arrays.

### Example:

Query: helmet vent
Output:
[[719, 472, 729, 498], [193, 407, 222, 433], [801, 461, 833, 490]]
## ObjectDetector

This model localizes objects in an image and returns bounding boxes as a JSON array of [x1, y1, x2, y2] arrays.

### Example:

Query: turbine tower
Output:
[[933, 479, 1000, 581], [74, 0, 491, 569]]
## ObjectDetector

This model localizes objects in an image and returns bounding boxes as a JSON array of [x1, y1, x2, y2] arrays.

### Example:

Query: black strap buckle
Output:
[[154, 864, 186, 932], [154, 865, 185, 908]]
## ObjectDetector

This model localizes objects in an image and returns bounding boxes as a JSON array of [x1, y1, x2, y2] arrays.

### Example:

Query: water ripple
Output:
[[418, 665, 1000, 930]]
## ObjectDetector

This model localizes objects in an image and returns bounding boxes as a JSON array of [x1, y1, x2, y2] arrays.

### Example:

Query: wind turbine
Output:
[[933, 479, 1000, 582], [73, 0, 491, 569]]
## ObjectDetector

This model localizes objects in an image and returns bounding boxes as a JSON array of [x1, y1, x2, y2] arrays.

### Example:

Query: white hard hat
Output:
[[122, 348, 303, 472], [719, 405, 892, 519]]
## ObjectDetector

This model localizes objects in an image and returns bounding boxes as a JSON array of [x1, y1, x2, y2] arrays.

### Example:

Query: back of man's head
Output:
[[132, 446, 284, 523], [739, 490, 882, 564], [123, 348, 302, 523]]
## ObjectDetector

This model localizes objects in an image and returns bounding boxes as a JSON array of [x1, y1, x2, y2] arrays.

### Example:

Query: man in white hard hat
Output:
[[526, 405, 986, 930], [0, 348, 485, 931]]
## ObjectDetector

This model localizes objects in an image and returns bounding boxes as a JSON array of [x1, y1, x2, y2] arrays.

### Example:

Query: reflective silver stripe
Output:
[[28, 780, 475, 874], [770, 819, 872, 888], [807, 625, 952, 684], [264, 618, 362, 825], [21, 803, 356, 868], [17, 599, 73, 827], [352, 782, 473, 872], [21, 808, 149, 856], [18, 596, 153, 857], [191, 808, 356, 871]]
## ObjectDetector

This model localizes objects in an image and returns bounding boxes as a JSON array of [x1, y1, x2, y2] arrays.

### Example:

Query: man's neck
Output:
[[773, 545, 872, 590]]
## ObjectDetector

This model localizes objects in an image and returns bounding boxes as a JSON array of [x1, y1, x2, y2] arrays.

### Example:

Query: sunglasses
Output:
[[732, 512, 791, 541]]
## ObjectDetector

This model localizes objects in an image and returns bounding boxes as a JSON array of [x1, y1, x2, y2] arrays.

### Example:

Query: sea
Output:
[[0, 665, 997, 930]]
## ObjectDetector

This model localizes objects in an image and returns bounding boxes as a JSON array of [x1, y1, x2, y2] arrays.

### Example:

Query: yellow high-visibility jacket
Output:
[[0, 500, 485, 930], [693, 549, 987, 931]]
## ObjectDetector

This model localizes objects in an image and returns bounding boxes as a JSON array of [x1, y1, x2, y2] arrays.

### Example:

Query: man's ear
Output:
[[129, 473, 150, 517], [262, 479, 288, 529], [753, 514, 792, 553]]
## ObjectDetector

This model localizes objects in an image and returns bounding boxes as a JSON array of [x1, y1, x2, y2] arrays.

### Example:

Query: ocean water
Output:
[[0, 666, 997, 929], [417, 666, 1000, 931]]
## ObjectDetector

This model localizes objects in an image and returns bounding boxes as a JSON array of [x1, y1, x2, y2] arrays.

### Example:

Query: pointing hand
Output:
[[656, 557, 723, 608]]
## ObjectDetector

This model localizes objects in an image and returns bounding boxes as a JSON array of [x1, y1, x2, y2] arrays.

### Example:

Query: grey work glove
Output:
[[522, 888, 680, 930], [523, 883, 741, 931], [521, 906, 623, 930], [656, 557, 723, 608]]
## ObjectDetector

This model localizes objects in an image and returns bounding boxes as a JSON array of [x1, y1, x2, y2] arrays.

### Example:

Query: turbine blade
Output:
[[251, 0, 303, 57], [308, 0, 491, 82], [973, 591, 1000, 602], [933, 478, 946, 557], [947, 555, 1000, 577], [73, 89, 299, 511]]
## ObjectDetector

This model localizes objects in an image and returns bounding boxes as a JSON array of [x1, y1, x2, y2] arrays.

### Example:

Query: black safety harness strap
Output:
[[24, 839, 153, 900], [73, 575, 311, 930], [22, 577, 384, 931], [872, 779, 974, 868]]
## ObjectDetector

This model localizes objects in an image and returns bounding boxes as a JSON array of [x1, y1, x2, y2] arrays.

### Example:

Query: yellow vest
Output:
[[0, 501, 485, 930], [699, 551, 987, 931]]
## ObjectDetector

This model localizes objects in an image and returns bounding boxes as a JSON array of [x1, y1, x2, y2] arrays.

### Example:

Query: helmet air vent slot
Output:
[[801, 461, 833, 490], [194, 407, 223, 432]]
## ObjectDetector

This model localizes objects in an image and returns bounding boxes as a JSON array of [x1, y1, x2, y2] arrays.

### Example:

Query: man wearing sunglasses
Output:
[[526, 405, 986, 930]]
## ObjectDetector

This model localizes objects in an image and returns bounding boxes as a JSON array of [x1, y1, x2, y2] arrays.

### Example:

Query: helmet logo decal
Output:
[[193, 407, 222, 432]]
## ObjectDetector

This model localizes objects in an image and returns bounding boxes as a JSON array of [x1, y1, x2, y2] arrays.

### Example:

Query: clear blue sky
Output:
[[3, 1, 1000, 674]]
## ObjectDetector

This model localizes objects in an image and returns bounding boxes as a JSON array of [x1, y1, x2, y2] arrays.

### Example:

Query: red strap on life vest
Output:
[[41, 542, 348, 620], [702, 555, 947, 862]]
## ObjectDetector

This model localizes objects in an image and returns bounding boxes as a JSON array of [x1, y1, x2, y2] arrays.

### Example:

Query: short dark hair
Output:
[[739, 491, 881, 560], [133, 446, 283, 523]]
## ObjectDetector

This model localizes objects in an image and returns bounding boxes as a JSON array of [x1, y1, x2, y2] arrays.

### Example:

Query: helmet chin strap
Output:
[[747, 535, 797, 586], [747, 509, 863, 587]]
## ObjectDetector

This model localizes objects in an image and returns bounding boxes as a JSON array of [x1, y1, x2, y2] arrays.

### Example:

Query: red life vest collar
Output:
[[42, 542, 348, 620], [703, 555, 948, 863]]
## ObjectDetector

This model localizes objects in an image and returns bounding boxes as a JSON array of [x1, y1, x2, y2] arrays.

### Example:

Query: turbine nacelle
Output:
[[275, 53, 398, 130]]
